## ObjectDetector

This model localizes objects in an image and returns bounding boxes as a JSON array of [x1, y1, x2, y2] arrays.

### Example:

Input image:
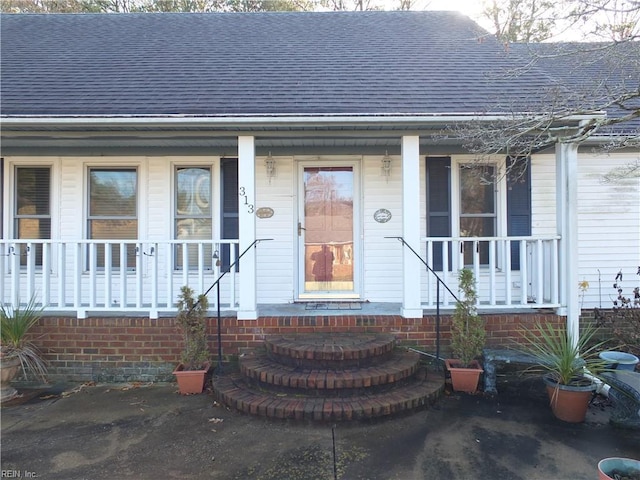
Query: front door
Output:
[[298, 162, 359, 298]]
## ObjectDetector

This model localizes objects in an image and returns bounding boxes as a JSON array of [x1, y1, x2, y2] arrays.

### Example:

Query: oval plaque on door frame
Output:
[[255, 207, 275, 219], [373, 208, 392, 223]]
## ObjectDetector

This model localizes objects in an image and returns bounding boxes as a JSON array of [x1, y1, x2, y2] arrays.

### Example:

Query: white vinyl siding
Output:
[[255, 156, 296, 304], [530, 154, 557, 237], [363, 154, 403, 302], [576, 152, 640, 308]]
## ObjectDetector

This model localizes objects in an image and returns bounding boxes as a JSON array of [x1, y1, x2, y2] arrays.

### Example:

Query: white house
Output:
[[1, 11, 638, 380]]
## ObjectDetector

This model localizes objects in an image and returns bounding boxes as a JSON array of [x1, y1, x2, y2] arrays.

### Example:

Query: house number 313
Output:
[[238, 187, 255, 214]]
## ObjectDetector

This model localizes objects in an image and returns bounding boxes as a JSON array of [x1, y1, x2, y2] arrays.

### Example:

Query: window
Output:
[[459, 164, 496, 265], [426, 157, 531, 270], [88, 168, 137, 268], [175, 166, 212, 269], [15, 167, 51, 266]]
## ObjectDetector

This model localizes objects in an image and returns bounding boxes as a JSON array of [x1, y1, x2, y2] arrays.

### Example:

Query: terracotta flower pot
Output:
[[543, 375, 595, 423], [598, 457, 640, 480], [445, 359, 483, 393], [173, 363, 210, 395]]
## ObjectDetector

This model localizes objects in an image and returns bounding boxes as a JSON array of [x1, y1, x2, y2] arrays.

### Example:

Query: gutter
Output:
[[0, 112, 605, 129]]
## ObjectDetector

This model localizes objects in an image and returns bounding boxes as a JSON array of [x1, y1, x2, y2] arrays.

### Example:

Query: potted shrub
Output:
[[173, 286, 211, 395], [445, 268, 486, 393], [597, 457, 640, 480], [1, 298, 48, 402], [518, 320, 607, 423]]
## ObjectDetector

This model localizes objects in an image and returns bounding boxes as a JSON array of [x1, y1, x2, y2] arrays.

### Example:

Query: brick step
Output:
[[264, 333, 396, 368], [240, 348, 421, 393], [213, 367, 445, 421]]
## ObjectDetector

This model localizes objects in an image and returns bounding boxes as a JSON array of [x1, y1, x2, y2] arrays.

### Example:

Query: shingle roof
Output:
[[1, 11, 564, 117], [513, 42, 640, 134]]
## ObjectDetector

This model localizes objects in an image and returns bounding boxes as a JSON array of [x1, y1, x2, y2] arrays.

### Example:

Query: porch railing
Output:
[[0, 239, 240, 318], [1, 235, 563, 317], [420, 236, 561, 310]]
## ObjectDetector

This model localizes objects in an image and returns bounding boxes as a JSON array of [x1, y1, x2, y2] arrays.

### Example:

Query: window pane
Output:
[[460, 217, 495, 238], [16, 219, 51, 266], [16, 218, 51, 240], [90, 219, 137, 239], [460, 166, 495, 214], [90, 169, 137, 217], [175, 219, 213, 269], [176, 218, 212, 241], [177, 168, 210, 216], [461, 217, 495, 265], [89, 219, 137, 268], [17, 167, 50, 215]]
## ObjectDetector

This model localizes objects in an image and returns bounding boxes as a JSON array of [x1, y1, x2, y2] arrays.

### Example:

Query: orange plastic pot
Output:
[[173, 363, 209, 395], [445, 359, 483, 393]]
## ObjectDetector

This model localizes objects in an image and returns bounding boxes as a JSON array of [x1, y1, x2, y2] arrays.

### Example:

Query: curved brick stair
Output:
[[240, 349, 420, 393], [213, 333, 445, 421]]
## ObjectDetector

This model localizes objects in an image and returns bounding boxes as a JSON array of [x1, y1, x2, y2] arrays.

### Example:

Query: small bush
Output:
[[450, 268, 486, 367]]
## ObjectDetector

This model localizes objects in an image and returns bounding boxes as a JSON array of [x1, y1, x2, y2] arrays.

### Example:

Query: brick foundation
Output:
[[30, 312, 564, 382]]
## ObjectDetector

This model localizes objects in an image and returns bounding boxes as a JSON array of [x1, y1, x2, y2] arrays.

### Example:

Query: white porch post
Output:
[[401, 135, 423, 318], [237, 136, 258, 320], [556, 142, 579, 347]]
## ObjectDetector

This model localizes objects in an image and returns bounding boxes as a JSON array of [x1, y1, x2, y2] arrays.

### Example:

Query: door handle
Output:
[[298, 222, 306, 236]]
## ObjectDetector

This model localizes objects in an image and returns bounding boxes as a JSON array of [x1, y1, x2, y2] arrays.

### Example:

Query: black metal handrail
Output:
[[386, 236, 460, 365], [191, 238, 273, 373]]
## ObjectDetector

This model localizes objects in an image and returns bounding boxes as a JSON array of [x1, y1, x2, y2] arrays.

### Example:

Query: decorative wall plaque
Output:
[[255, 207, 274, 219], [373, 208, 392, 223]]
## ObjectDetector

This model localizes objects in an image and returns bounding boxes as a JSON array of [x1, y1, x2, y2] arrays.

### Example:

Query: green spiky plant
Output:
[[450, 268, 486, 367], [519, 320, 608, 386], [0, 297, 48, 382], [175, 286, 210, 371]]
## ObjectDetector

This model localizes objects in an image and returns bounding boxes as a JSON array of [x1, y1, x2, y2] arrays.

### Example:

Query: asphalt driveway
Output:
[[1, 379, 638, 480]]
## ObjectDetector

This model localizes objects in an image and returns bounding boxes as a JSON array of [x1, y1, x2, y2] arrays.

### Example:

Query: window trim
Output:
[[12, 164, 53, 268]]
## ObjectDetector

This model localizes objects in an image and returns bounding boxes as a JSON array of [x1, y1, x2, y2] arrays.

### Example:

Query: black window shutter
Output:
[[426, 157, 451, 271], [220, 158, 239, 271], [506, 156, 532, 270]]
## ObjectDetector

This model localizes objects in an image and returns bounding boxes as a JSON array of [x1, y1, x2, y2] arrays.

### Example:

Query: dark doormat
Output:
[[304, 302, 363, 311]]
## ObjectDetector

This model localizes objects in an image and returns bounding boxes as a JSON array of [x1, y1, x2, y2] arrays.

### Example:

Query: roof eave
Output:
[[0, 112, 605, 130]]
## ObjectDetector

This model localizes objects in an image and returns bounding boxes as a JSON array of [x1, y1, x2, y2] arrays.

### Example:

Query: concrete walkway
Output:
[[1, 380, 638, 480]]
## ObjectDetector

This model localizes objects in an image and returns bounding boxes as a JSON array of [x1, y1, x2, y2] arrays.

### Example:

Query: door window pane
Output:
[[303, 167, 354, 292], [88, 168, 137, 268], [15, 167, 51, 266]]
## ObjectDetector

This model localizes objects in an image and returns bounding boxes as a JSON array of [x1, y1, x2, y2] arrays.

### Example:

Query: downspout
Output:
[[555, 142, 580, 349], [584, 371, 611, 397]]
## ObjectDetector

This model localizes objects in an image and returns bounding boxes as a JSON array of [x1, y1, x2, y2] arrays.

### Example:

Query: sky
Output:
[[422, 0, 484, 17], [391, 0, 490, 29]]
